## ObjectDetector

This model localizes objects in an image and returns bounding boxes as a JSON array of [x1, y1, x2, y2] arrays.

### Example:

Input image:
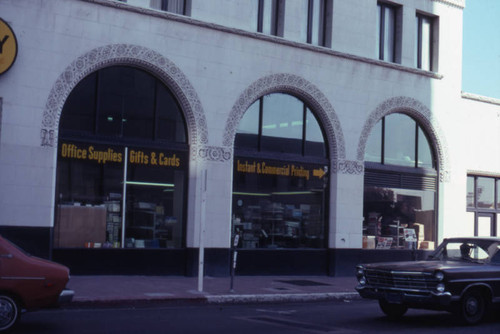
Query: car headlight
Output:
[[436, 283, 445, 293], [356, 266, 366, 285], [434, 271, 444, 281]]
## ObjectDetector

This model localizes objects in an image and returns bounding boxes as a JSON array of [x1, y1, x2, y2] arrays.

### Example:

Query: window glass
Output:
[[422, 16, 432, 70], [310, 0, 324, 45], [60, 72, 96, 134], [233, 158, 327, 249], [377, 3, 395, 62], [497, 180, 500, 209], [260, 0, 275, 35], [122, 69, 156, 140], [363, 186, 435, 249], [125, 151, 186, 248], [417, 126, 433, 168], [384, 114, 416, 167], [305, 108, 326, 157], [382, 6, 395, 61], [417, 15, 432, 71], [156, 84, 186, 143], [261, 94, 303, 154], [477, 177, 495, 209], [365, 121, 382, 163], [467, 176, 475, 208], [235, 100, 260, 151], [55, 66, 188, 249]]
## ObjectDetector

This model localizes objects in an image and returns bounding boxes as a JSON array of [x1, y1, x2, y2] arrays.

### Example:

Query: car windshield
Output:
[[429, 240, 500, 263]]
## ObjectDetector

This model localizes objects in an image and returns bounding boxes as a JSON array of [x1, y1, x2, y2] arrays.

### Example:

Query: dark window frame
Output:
[[258, 0, 285, 37], [416, 12, 435, 71], [367, 114, 436, 169], [306, 0, 332, 47], [377, 2, 395, 62], [235, 94, 328, 161]]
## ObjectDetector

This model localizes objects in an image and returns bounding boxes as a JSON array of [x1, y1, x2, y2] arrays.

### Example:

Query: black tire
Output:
[[0, 295, 20, 332], [458, 289, 487, 325], [378, 300, 408, 319]]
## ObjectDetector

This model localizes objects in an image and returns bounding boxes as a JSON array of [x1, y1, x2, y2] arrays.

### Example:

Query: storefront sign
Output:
[[129, 149, 180, 167], [0, 18, 18, 75], [60, 142, 182, 168], [236, 159, 327, 181]]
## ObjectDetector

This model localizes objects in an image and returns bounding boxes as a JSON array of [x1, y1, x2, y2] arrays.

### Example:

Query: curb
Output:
[[206, 292, 360, 304], [65, 292, 360, 309]]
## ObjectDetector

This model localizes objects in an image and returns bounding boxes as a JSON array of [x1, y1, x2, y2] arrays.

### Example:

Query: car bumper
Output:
[[58, 289, 74, 304], [356, 285, 452, 306]]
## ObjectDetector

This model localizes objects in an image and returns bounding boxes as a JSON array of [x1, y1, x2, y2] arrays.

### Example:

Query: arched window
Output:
[[232, 93, 329, 249], [54, 66, 188, 250], [363, 113, 437, 250]]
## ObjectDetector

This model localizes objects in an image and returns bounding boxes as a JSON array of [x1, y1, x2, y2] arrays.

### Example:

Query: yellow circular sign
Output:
[[0, 18, 18, 75]]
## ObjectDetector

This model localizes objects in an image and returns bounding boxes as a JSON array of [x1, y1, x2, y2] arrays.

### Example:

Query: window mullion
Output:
[[257, 97, 264, 151]]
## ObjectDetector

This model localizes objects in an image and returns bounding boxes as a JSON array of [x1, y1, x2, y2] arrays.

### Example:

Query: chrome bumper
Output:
[[356, 285, 452, 306], [58, 289, 74, 304]]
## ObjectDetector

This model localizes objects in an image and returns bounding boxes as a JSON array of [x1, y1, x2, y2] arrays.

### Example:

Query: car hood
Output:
[[360, 260, 482, 273]]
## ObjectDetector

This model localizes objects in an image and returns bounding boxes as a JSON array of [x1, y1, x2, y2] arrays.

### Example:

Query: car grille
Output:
[[364, 269, 438, 291]]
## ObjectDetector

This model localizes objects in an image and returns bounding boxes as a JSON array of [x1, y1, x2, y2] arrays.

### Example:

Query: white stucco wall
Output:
[[0, 0, 498, 251]]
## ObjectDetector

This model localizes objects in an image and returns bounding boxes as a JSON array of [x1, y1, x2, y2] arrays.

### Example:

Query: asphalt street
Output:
[[14, 299, 500, 334]]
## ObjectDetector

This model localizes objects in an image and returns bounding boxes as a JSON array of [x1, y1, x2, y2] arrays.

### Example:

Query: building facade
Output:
[[0, 0, 499, 276]]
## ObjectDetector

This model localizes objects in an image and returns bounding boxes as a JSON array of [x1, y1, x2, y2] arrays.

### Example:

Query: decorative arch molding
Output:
[[40, 44, 208, 158], [223, 73, 345, 172], [357, 96, 450, 182]]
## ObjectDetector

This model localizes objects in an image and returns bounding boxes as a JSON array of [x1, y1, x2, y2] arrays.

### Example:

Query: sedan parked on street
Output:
[[0, 235, 74, 331], [356, 237, 500, 325]]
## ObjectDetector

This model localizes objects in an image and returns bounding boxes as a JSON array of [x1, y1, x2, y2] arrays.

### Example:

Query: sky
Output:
[[462, 0, 500, 99]]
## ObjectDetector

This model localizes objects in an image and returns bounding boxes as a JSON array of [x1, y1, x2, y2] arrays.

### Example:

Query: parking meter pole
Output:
[[230, 234, 239, 293]]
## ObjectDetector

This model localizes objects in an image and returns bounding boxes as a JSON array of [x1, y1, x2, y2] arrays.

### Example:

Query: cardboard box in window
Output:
[[363, 236, 376, 249], [413, 223, 425, 241], [419, 241, 435, 250]]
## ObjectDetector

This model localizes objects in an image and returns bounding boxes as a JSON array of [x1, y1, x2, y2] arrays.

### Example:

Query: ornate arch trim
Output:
[[223, 73, 345, 172], [357, 96, 450, 182], [41, 44, 208, 158]]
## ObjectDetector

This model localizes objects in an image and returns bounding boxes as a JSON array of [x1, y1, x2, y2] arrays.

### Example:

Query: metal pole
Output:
[[197, 169, 207, 292], [121, 147, 128, 248]]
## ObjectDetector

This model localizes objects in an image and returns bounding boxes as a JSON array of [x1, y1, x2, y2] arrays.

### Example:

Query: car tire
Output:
[[378, 300, 408, 319], [458, 289, 487, 325], [0, 295, 20, 332]]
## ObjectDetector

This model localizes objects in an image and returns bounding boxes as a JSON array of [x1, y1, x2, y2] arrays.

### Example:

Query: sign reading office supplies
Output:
[[0, 18, 18, 75], [60, 142, 182, 168]]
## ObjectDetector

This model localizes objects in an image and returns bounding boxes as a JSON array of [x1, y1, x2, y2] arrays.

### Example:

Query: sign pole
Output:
[[197, 169, 207, 292]]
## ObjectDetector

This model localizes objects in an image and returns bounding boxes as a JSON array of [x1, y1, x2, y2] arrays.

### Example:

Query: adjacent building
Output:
[[0, 0, 499, 276]]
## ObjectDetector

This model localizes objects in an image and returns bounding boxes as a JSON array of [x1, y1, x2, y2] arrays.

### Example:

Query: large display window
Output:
[[54, 66, 188, 249], [363, 113, 437, 250], [233, 93, 329, 249]]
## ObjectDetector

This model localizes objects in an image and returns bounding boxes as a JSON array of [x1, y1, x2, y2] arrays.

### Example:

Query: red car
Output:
[[0, 235, 74, 331]]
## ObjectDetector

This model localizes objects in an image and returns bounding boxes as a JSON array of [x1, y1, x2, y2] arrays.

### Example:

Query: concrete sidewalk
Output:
[[66, 275, 360, 307]]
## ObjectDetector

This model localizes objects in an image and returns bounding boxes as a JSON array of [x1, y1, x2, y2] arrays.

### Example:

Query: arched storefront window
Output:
[[54, 66, 188, 249], [363, 113, 437, 250], [232, 93, 329, 249]]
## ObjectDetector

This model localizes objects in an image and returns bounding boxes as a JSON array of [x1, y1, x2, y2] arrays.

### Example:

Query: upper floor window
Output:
[[149, 0, 191, 15], [376, 2, 401, 63], [258, 0, 285, 36], [365, 113, 435, 169], [235, 93, 327, 158], [416, 13, 435, 71], [307, 0, 332, 46], [467, 176, 500, 210]]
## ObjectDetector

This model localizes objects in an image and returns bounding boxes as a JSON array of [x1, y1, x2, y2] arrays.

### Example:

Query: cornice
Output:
[[461, 92, 500, 107], [431, 0, 465, 9]]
